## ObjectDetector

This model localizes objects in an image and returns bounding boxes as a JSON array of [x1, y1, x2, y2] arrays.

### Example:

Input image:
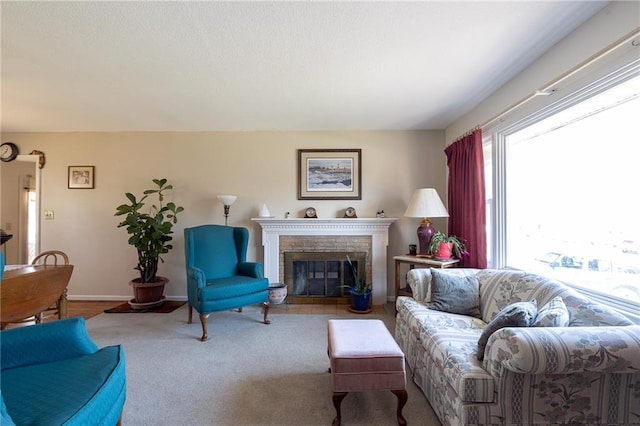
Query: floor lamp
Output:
[[217, 195, 237, 226], [404, 188, 449, 256]]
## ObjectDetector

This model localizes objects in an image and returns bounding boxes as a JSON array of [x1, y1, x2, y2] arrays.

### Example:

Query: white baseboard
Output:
[[67, 295, 188, 302]]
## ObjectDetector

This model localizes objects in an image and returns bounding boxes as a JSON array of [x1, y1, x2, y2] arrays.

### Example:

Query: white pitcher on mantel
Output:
[[258, 204, 271, 217]]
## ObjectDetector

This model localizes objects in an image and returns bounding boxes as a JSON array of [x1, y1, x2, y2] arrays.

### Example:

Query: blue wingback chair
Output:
[[0, 317, 126, 425], [184, 225, 270, 341]]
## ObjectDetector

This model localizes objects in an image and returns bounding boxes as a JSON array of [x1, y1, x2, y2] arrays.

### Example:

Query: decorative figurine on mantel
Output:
[[258, 204, 271, 218]]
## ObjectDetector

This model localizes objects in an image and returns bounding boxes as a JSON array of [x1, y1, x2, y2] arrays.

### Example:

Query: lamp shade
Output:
[[404, 188, 449, 256], [404, 188, 449, 218], [217, 195, 237, 206]]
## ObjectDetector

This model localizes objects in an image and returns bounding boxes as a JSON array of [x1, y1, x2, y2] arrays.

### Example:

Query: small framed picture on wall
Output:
[[68, 166, 95, 189]]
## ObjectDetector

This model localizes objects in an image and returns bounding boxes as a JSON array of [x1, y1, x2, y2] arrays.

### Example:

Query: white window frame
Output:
[[484, 48, 640, 318]]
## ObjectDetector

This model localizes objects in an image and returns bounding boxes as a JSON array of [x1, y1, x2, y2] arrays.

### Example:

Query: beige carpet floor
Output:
[[86, 304, 441, 426]]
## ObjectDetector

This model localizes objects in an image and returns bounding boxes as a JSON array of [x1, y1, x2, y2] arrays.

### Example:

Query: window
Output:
[[486, 71, 640, 313]]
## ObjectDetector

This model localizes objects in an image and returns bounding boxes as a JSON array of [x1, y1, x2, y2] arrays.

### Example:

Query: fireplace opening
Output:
[[284, 251, 367, 304]]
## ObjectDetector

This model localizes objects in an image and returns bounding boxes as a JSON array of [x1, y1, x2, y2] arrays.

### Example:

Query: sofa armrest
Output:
[[238, 262, 264, 278], [406, 268, 432, 302], [484, 325, 640, 376], [0, 317, 99, 371]]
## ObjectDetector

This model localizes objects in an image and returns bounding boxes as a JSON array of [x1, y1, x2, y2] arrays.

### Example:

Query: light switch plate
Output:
[[44, 210, 54, 220]]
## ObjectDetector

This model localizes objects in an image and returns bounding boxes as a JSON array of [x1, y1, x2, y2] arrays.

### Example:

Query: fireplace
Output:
[[284, 251, 367, 303], [252, 218, 396, 305]]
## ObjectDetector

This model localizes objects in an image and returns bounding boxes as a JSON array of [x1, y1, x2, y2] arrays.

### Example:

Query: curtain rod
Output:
[[478, 28, 640, 131]]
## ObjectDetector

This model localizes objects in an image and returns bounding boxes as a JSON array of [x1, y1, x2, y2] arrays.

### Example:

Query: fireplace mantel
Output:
[[252, 218, 397, 305]]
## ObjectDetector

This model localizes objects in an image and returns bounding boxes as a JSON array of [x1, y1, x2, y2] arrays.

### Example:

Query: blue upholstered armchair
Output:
[[184, 224, 270, 341], [0, 317, 126, 425]]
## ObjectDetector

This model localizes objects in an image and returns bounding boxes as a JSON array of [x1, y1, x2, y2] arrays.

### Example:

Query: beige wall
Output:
[[0, 131, 446, 301]]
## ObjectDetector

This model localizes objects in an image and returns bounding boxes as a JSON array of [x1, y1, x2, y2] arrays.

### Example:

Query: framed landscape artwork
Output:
[[297, 149, 361, 200], [68, 166, 95, 189]]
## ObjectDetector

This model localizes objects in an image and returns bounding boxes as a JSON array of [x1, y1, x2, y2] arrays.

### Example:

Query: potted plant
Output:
[[115, 178, 184, 308], [428, 231, 468, 260], [344, 255, 372, 313]]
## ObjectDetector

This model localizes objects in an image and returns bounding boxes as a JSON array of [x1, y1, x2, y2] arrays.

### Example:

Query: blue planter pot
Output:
[[350, 291, 372, 312]]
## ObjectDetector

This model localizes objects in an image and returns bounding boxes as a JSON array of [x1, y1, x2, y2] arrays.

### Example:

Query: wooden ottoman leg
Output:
[[392, 389, 408, 426], [332, 392, 348, 426]]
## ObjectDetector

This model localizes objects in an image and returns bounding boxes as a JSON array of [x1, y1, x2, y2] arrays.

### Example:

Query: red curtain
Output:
[[444, 129, 487, 268]]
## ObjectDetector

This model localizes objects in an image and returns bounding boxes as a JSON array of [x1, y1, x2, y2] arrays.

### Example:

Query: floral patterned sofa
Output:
[[395, 268, 640, 426]]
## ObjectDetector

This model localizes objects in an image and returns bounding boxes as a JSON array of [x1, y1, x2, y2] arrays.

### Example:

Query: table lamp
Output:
[[217, 195, 237, 226], [404, 188, 449, 256]]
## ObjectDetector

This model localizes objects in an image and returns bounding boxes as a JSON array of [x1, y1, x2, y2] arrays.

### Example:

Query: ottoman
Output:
[[327, 319, 407, 426]]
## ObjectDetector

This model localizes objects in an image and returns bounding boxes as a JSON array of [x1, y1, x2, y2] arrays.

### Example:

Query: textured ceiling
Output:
[[1, 1, 608, 132]]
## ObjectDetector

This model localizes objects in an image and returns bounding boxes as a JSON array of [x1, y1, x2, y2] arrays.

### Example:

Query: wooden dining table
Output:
[[1, 264, 74, 327]]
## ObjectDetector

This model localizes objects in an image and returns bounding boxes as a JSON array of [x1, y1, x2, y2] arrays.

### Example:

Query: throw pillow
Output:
[[427, 268, 481, 318], [476, 300, 538, 361], [534, 296, 570, 327]]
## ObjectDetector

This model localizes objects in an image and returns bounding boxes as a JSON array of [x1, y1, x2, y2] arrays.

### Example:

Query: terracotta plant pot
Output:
[[129, 276, 168, 309]]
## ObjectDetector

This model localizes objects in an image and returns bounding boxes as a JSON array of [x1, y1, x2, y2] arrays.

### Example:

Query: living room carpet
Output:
[[85, 304, 441, 426], [104, 300, 186, 314]]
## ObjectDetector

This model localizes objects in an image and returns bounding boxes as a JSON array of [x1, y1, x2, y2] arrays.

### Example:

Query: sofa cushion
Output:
[[0, 394, 15, 426], [406, 267, 479, 303], [477, 300, 538, 361], [534, 296, 570, 327], [427, 269, 481, 318], [1, 345, 125, 426], [201, 276, 268, 300]]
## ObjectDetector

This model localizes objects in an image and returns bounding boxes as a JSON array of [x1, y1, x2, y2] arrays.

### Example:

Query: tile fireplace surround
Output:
[[252, 218, 397, 305]]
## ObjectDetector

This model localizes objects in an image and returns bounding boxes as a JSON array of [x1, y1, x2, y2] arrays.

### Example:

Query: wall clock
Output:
[[304, 207, 317, 218], [0, 142, 19, 162], [344, 207, 357, 218]]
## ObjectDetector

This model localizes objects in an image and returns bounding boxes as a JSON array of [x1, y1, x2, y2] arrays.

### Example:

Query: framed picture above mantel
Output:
[[297, 149, 361, 200]]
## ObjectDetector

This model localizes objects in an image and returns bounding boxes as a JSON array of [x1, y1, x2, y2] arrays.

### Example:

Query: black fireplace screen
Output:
[[285, 252, 366, 298]]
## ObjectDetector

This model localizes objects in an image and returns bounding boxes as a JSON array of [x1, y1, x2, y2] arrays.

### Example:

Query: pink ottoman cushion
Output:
[[328, 319, 406, 392]]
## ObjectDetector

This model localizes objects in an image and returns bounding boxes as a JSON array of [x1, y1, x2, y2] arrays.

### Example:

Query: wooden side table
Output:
[[394, 255, 459, 299]]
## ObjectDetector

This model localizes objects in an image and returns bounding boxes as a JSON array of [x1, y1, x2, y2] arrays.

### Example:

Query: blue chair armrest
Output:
[[238, 262, 264, 278], [0, 317, 99, 371], [186, 266, 207, 288]]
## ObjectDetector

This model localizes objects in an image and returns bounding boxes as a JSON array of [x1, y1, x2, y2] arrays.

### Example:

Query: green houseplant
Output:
[[345, 255, 372, 313], [428, 231, 468, 260], [115, 178, 184, 307]]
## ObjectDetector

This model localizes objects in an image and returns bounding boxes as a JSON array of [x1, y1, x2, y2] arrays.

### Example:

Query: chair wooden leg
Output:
[[198, 313, 209, 342], [332, 392, 348, 426], [237, 307, 243, 313], [58, 289, 68, 319], [391, 389, 408, 426], [188, 305, 193, 324], [263, 301, 271, 324]]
